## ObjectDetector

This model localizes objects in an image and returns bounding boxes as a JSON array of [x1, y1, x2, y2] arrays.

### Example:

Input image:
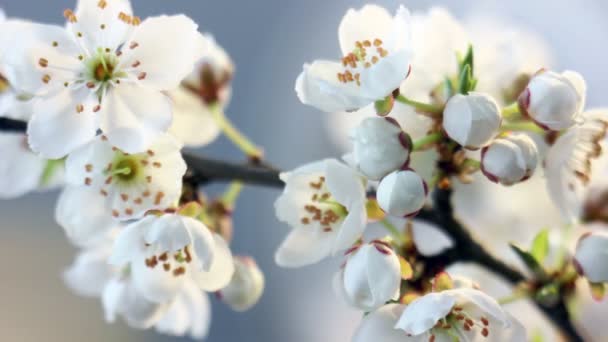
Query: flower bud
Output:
[[481, 139, 527, 185], [519, 70, 586, 130], [218, 256, 265, 312], [504, 133, 539, 180], [574, 232, 608, 283], [334, 241, 401, 311], [442, 92, 502, 149], [376, 169, 427, 217], [350, 117, 411, 180]]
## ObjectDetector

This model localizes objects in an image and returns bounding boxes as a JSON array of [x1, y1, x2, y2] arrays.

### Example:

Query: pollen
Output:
[[337, 38, 390, 86], [154, 192, 165, 205], [84, 177, 92, 185], [42, 74, 51, 84], [129, 41, 139, 49], [98, 0, 107, 9], [132, 60, 141, 68], [76, 104, 84, 113], [63, 9, 77, 23], [137, 72, 147, 80], [38, 58, 49, 68], [85, 164, 93, 172]]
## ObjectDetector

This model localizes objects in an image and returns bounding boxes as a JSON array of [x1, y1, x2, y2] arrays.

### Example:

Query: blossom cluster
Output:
[[0, 1, 263, 339], [1, 1, 608, 341]]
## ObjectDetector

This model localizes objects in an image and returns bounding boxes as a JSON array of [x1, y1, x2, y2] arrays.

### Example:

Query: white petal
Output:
[[562, 70, 587, 113], [28, 88, 99, 158], [358, 48, 411, 100], [366, 246, 401, 309], [100, 82, 172, 153], [353, 304, 421, 342], [64, 134, 115, 186], [131, 251, 185, 302], [447, 288, 509, 327], [395, 292, 456, 335], [333, 201, 367, 254], [0, 133, 45, 198], [118, 15, 205, 91], [167, 87, 221, 147], [144, 215, 192, 254], [274, 227, 335, 268], [338, 5, 393, 55], [102, 277, 166, 328], [182, 216, 215, 270], [325, 159, 366, 207], [193, 234, 234, 291], [63, 244, 115, 297], [69, 0, 133, 52], [155, 280, 211, 339], [55, 186, 119, 247], [109, 216, 150, 266]]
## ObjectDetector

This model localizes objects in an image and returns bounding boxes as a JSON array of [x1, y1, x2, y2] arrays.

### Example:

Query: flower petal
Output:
[[27, 88, 99, 158], [395, 291, 456, 335], [109, 216, 150, 266], [167, 87, 221, 147], [102, 277, 166, 328], [353, 304, 420, 342], [155, 280, 211, 339], [118, 15, 205, 91], [100, 82, 172, 153], [333, 201, 367, 254], [0, 133, 45, 198], [274, 227, 336, 268], [193, 234, 234, 291], [338, 5, 393, 56], [131, 251, 185, 302], [63, 244, 115, 297]]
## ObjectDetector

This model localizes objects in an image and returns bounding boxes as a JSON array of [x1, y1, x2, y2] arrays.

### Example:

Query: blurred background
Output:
[[1, 0, 608, 341]]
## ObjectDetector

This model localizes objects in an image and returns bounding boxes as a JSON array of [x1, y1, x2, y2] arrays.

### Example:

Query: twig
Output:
[[0, 118, 583, 341]]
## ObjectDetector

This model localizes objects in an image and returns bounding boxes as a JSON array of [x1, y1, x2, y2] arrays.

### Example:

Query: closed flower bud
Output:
[[504, 133, 539, 180], [351, 117, 411, 180], [376, 169, 427, 217], [519, 70, 586, 130], [481, 139, 527, 185], [218, 256, 265, 312], [334, 241, 401, 311], [574, 232, 608, 283], [442, 92, 502, 149]]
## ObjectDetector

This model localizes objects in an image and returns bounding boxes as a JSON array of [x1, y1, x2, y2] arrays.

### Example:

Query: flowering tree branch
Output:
[[0, 118, 583, 341]]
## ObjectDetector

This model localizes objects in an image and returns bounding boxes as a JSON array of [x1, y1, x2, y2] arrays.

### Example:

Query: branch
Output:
[[418, 188, 584, 342], [0, 118, 583, 341]]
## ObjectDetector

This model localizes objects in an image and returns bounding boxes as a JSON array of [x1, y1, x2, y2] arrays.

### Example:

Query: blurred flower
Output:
[[442, 92, 502, 150], [395, 288, 526, 341], [274, 159, 367, 267], [296, 4, 412, 113], [545, 110, 608, 222], [519, 70, 586, 131], [348, 117, 411, 180], [333, 240, 400, 311], [352, 304, 409, 342], [169, 34, 233, 147], [109, 214, 234, 302], [6, 0, 205, 157], [65, 133, 186, 220], [218, 256, 265, 312], [376, 169, 427, 217], [574, 231, 608, 283]]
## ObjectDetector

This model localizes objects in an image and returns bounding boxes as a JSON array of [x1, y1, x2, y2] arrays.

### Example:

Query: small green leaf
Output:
[[530, 229, 550, 264], [459, 44, 474, 76], [510, 243, 547, 280], [443, 77, 455, 99], [458, 64, 472, 95]]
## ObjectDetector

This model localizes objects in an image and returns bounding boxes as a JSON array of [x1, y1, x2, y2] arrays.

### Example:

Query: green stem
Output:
[[210, 104, 263, 159], [396, 95, 443, 116], [500, 121, 545, 134], [412, 133, 443, 151], [380, 219, 406, 245], [501, 102, 522, 121], [220, 181, 244, 208], [461, 158, 481, 169]]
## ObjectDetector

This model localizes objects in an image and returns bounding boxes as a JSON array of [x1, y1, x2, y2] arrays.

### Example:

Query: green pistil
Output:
[[108, 153, 145, 184], [318, 198, 348, 218]]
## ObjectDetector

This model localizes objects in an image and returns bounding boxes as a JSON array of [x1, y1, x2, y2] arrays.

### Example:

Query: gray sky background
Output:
[[1, 0, 607, 341]]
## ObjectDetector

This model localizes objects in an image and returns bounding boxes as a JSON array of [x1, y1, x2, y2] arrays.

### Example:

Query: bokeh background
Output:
[[1, 0, 608, 341]]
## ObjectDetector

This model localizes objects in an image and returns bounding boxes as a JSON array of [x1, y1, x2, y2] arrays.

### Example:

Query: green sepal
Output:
[[530, 229, 550, 264], [510, 243, 548, 280]]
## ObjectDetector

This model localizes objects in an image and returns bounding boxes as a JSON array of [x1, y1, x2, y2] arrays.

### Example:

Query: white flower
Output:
[[376, 169, 427, 217], [64, 242, 117, 298], [55, 186, 122, 247], [519, 70, 586, 131], [442, 92, 502, 150], [0, 132, 48, 199], [481, 139, 527, 186], [274, 159, 367, 268], [9, 0, 205, 158], [168, 34, 232, 147], [218, 256, 265, 312], [109, 214, 234, 302], [395, 288, 526, 341], [65, 133, 186, 220], [333, 240, 400, 311], [574, 231, 608, 283], [545, 110, 608, 222], [353, 304, 412, 342], [349, 117, 411, 180], [295, 5, 412, 113]]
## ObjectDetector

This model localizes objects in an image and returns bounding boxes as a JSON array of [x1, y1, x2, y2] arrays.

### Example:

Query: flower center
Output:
[[429, 306, 491, 341], [299, 176, 348, 232], [109, 153, 144, 183], [144, 245, 193, 278], [337, 38, 390, 86], [86, 49, 121, 85]]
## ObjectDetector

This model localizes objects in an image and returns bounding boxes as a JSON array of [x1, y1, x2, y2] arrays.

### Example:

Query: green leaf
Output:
[[443, 77, 455, 99], [459, 44, 474, 76], [510, 243, 547, 279], [530, 229, 550, 264], [458, 64, 472, 95]]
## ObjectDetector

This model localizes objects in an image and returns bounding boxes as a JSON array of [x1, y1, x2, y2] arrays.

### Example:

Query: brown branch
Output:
[[0, 118, 583, 341]]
